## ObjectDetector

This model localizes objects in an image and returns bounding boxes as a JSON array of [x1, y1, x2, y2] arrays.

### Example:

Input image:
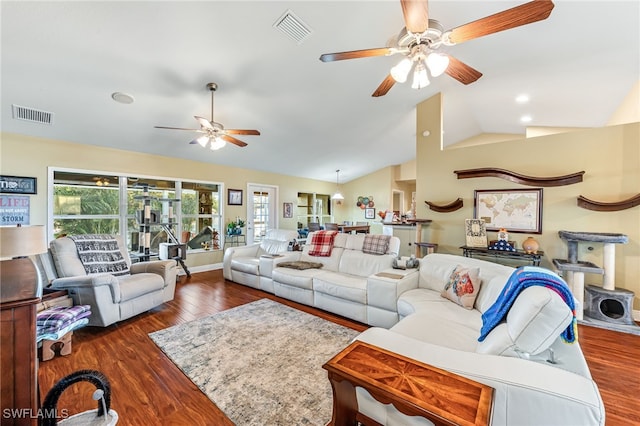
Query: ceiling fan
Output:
[[319, 0, 554, 97], [155, 82, 260, 150]]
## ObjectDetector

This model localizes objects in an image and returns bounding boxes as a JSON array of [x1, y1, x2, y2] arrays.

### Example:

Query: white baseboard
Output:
[[634, 309, 640, 322], [177, 262, 222, 276]]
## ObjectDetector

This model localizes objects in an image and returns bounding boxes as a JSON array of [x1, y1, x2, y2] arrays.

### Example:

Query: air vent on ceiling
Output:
[[273, 10, 313, 45], [12, 104, 54, 125]]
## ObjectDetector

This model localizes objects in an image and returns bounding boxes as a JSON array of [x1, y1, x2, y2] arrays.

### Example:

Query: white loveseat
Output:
[[354, 253, 605, 426]]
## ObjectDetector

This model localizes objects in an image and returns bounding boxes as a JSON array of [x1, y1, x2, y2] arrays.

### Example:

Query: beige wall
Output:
[[338, 167, 394, 228], [0, 133, 335, 267], [416, 94, 640, 309]]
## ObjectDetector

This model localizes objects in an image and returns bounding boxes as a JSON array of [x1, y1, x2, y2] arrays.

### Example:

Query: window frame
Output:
[[48, 167, 224, 253]]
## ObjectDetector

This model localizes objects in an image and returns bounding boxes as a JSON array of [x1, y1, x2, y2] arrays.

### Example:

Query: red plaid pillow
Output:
[[307, 231, 338, 257]]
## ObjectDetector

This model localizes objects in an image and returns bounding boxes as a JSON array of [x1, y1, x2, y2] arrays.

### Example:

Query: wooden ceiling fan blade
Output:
[[195, 116, 215, 130], [447, 0, 554, 44], [226, 129, 261, 136], [155, 126, 204, 132], [445, 56, 482, 85], [320, 48, 392, 62], [221, 135, 248, 147], [372, 74, 396, 97], [400, 0, 429, 34]]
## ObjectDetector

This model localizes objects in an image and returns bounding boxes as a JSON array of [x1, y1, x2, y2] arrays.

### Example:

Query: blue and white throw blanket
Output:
[[69, 234, 130, 276], [478, 266, 577, 343]]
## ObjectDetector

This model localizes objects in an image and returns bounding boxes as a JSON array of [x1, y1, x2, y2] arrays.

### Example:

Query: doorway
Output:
[[246, 183, 278, 243], [392, 190, 404, 216]]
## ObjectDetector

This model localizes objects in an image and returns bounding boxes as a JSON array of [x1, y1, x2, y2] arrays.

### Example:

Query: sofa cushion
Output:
[[362, 234, 391, 255], [476, 286, 573, 356], [441, 265, 482, 309], [307, 230, 338, 257], [313, 272, 368, 304], [118, 273, 165, 302], [338, 250, 394, 278], [272, 267, 326, 290], [390, 313, 480, 352], [397, 288, 483, 330]]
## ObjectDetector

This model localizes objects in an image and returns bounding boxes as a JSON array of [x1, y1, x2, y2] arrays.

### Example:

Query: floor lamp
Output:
[[0, 225, 47, 303]]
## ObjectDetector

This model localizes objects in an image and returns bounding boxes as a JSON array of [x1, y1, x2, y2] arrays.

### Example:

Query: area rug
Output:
[[148, 298, 360, 425]]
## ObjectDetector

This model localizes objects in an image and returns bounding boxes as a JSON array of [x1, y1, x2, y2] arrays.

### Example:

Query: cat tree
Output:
[[553, 231, 637, 332]]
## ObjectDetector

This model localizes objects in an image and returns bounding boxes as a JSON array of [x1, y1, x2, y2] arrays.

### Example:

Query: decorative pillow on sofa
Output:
[[307, 230, 338, 257], [441, 265, 482, 309], [362, 234, 391, 255]]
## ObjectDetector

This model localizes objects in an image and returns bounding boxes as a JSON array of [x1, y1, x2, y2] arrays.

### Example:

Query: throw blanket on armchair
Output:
[[69, 234, 130, 276], [479, 266, 577, 343]]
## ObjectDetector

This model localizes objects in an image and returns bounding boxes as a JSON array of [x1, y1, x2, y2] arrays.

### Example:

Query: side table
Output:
[[223, 234, 246, 249], [323, 340, 493, 426]]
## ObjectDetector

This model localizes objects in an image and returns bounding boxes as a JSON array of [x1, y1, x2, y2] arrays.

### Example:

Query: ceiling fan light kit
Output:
[[155, 82, 260, 150], [319, 0, 554, 97]]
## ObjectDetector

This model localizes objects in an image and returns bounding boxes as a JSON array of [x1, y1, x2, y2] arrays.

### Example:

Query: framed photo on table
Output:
[[227, 189, 243, 206], [474, 188, 543, 233], [364, 208, 375, 219]]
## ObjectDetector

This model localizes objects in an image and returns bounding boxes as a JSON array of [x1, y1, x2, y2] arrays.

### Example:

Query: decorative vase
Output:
[[522, 236, 540, 254]]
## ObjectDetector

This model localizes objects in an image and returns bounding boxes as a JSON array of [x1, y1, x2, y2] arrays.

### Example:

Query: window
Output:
[[51, 169, 223, 253], [181, 182, 221, 250], [53, 172, 120, 237]]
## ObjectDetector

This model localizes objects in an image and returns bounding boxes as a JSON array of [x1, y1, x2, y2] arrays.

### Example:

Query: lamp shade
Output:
[[0, 225, 47, 259]]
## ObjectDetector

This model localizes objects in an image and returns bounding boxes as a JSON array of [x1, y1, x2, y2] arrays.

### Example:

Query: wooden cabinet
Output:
[[1, 259, 39, 426]]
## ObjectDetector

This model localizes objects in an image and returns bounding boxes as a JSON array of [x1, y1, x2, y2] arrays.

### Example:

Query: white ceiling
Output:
[[2, 1, 638, 183]]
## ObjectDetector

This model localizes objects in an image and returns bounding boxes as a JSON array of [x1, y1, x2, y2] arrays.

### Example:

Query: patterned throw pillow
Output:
[[441, 265, 482, 309], [362, 234, 391, 255], [307, 231, 338, 257]]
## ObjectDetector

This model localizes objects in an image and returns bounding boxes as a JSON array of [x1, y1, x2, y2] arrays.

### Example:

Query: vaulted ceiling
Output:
[[2, 1, 638, 183]]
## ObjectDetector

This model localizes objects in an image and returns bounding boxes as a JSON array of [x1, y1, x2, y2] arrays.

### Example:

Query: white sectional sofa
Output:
[[355, 253, 605, 426], [225, 233, 604, 424]]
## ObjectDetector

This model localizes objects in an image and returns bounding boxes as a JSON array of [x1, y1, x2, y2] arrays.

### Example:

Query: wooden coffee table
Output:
[[323, 341, 493, 426]]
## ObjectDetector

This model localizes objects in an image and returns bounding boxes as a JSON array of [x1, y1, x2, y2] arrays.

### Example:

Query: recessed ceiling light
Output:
[[520, 115, 532, 123], [515, 94, 529, 104], [111, 92, 134, 104]]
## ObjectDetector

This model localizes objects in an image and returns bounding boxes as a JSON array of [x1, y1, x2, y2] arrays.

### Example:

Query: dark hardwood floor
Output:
[[38, 270, 640, 425]]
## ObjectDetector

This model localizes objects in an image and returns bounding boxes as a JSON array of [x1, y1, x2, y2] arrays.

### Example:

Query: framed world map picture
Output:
[[474, 188, 543, 234]]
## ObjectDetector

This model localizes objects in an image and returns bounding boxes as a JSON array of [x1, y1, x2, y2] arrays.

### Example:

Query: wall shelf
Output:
[[577, 194, 640, 211], [425, 198, 463, 213], [454, 168, 585, 187]]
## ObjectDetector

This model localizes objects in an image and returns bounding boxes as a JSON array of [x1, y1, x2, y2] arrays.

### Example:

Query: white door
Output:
[[246, 184, 278, 243]]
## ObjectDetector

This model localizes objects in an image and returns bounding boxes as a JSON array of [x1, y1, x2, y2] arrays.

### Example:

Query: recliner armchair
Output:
[[48, 235, 177, 327], [223, 229, 299, 291]]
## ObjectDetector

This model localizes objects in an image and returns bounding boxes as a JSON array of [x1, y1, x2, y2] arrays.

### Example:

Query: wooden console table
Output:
[[323, 341, 493, 426], [460, 245, 544, 266]]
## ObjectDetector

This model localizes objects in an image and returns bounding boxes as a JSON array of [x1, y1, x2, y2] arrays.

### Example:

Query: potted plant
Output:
[[227, 218, 246, 235]]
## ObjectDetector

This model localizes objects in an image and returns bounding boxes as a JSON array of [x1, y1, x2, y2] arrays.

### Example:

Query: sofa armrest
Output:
[[130, 260, 177, 287], [367, 269, 419, 312], [223, 243, 261, 279], [51, 274, 121, 303]]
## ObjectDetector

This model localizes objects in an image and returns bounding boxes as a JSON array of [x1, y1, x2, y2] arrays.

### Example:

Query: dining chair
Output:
[[324, 223, 339, 231], [308, 222, 321, 232]]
